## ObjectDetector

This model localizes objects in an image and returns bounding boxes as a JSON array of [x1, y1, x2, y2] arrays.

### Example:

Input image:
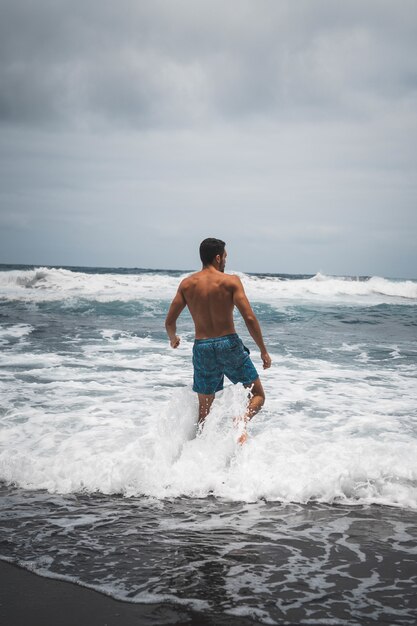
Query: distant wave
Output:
[[0, 267, 186, 303], [242, 271, 417, 302], [0, 266, 416, 304]]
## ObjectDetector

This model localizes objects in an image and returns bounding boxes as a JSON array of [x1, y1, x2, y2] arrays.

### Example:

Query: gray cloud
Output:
[[0, 1, 416, 277], [1, 1, 416, 128]]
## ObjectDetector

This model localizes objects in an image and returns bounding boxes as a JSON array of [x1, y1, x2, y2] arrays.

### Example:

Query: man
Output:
[[165, 238, 271, 443]]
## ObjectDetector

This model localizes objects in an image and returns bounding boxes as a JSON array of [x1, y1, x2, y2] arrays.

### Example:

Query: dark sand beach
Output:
[[0, 560, 264, 626]]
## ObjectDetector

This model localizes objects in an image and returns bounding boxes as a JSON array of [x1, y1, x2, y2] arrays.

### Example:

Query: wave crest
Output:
[[0, 267, 416, 304]]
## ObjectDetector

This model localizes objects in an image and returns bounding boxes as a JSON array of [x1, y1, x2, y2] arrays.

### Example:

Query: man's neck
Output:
[[202, 264, 221, 273]]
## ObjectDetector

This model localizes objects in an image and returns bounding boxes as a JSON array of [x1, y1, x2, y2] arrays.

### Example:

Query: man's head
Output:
[[199, 238, 227, 272]]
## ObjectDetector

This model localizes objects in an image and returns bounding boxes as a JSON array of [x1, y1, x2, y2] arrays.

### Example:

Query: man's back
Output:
[[180, 267, 237, 339]]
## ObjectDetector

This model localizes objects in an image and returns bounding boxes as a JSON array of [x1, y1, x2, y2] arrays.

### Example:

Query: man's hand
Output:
[[170, 335, 180, 349], [261, 351, 272, 369]]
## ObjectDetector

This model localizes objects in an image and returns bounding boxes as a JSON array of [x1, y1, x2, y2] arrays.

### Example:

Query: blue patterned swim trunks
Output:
[[192, 333, 259, 395]]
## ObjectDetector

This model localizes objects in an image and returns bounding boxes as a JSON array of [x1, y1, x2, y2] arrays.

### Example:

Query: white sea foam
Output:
[[0, 555, 211, 612], [1, 266, 416, 507], [1, 329, 416, 509], [0, 267, 187, 303], [241, 272, 417, 304], [0, 324, 33, 346], [0, 267, 416, 304], [1, 265, 416, 625]]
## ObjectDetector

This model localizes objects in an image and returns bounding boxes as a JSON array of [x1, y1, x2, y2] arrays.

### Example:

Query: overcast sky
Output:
[[0, 0, 416, 277]]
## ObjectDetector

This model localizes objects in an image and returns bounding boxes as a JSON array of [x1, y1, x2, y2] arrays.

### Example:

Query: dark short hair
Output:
[[199, 238, 226, 266]]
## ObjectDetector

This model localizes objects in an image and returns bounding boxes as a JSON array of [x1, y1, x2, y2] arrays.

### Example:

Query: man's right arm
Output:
[[232, 277, 271, 369], [165, 282, 186, 348]]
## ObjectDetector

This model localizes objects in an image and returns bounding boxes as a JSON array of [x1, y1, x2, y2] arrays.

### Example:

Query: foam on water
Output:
[[1, 487, 416, 624], [1, 326, 416, 508], [1, 266, 416, 305], [2, 265, 417, 624], [0, 323, 33, 345], [243, 271, 417, 304], [1, 266, 416, 505]]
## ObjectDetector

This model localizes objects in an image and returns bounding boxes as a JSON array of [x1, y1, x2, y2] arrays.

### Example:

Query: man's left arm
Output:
[[232, 276, 271, 369], [165, 285, 186, 348]]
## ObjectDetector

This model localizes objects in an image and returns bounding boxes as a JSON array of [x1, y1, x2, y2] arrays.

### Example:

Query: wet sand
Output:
[[0, 560, 265, 626]]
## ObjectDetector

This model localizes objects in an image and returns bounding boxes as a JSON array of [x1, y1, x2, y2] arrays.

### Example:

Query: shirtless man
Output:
[[165, 238, 272, 443]]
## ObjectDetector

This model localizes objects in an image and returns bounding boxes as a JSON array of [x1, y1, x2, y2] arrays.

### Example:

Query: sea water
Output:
[[0, 265, 416, 624]]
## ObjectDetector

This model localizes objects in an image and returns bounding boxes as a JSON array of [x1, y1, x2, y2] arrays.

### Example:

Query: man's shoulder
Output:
[[224, 273, 241, 286], [213, 273, 241, 294], [179, 271, 201, 289]]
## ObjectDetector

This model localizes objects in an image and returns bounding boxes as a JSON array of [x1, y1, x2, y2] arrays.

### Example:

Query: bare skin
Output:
[[165, 249, 272, 442]]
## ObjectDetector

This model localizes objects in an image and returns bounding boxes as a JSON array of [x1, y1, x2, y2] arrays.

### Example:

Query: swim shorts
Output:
[[192, 333, 259, 395]]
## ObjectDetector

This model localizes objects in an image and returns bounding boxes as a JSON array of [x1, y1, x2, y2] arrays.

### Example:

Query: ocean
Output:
[[1, 264, 416, 625]]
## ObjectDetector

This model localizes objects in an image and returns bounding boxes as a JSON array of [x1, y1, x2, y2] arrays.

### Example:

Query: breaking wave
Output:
[[0, 266, 416, 304]]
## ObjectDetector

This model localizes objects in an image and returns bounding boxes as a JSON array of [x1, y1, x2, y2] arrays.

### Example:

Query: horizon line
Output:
[[0, 262, 415, 282]]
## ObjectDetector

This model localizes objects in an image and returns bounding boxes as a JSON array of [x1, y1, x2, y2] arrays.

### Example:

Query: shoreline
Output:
[[2, 495, 417, 626], [0, 560, 267, 626]]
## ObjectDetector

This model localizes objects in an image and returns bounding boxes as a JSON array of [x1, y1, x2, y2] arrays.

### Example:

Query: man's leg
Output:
[[245, 377, 265, 420], [198, 393, 215, 426], [235, 378, 265, 444]]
